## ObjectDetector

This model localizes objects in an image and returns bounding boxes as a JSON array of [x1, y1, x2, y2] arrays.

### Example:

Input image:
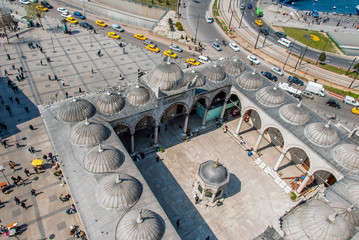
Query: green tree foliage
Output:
[[354, 62, 359, 72], [0, 12, 16, 43], [319, 52, 326, 63], [25, 3, 45, 30]]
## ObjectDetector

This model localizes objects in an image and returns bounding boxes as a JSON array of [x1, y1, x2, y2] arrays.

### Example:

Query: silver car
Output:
[[271, 66, 284, 76], [212, 42, 222, 51], [302, 90, 314, 100]]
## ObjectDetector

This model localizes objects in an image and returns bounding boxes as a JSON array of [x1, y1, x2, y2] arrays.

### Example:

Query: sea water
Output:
[[283, 0, 358, 14]]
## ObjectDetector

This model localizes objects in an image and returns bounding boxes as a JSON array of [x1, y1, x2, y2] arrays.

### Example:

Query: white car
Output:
[[57, 7, 68, 13], [61, 13, 71, 18], [229, 43, 240, 52], [19, 0, 31, 4], [247, 55, 260, 65], [271, 66, 284, 76]]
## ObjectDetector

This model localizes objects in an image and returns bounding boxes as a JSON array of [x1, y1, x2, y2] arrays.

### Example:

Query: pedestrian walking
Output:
[[206, 236, 210, 240], [43, 154, 48, 161], [24, 168, 30, 177], [15, 97, 20, 104], [176, 219, 180, 229], [5, 104, 10, 113], [12, 64, 15, 70], [65, 92, 68, 98], [78, 87, 82, 93], [97, 50, 101, 57], [8, 96, 13, 102], [194, 194, 199, 204], [7, 54, 10, 60], [91, 68, 94, 74], [28, 146, 34, 154], [2, 140, 7, 149], [94, 29, 97, 34], [40, 60, 43, 65], [11, 176, 18, 186], [15, 140, 20, 148], [19, 66, 23, 72], [4, 69, 8, 76], [9, 161, 15, 172], [40, 47, 43, 53], [31, 189, 36, 196], [61, 80, 64, 86], [16, 33, 19, 39], [156, 156, 160, 162], [48, 75, 51, 80], [24, 106, 29, 112], [21, 72, 24, 79], [29, 124, 34, 130], [20, 202, 27, 210], [14, 197, 20, 205], [36, 43, 39, 48], [18, 179, 25, 187], [54, 75, 58, 81], [46, 57, 50, 62], [34, 167, 39, 174], [16, 76, 20, 82]]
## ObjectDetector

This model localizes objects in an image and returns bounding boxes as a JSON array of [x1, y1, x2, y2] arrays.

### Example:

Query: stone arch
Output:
[[241, 107, 262, 130], [192, 95, 211, 109], [159, 102, 190, 122], [134, 114, 157, 128], [113, 122, 133, 135], [225, 93, 241, 119], [133, 114, 157, 153], [276, 146, 310, 180], [113, 122, 133, 153], [311, 168, 339, 187], [260, 125, 285, 149], [209, 89, 229, 105]]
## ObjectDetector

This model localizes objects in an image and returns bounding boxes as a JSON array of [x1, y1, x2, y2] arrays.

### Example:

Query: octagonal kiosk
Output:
[[194, 159, 230, 207]]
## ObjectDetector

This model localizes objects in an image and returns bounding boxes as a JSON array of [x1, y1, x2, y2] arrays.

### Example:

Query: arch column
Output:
[[274, 150, 287, 172], [296, 174, 312, 194], [235, 115, 244, 135], [153, 123, 159, 146], [219, 98, 228, 122], [201, 107, 210, 128], [130, 133, 135, 155], [182, 114, 190, 135], [254, 132, 264, 152]]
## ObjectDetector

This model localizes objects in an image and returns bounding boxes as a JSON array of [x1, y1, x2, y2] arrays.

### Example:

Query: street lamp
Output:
[[239, 9, 245, 29], [349, 70, 359, 89], [0, 166, 10, 186], [283, 39, 296, 70]]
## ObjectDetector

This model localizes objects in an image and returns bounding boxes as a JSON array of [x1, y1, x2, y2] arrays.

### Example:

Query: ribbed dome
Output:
[[198, 160, 229, 187], [84, 144, 123, 173], [184, 69, 206, 88], [59, 98, 96, 122], [144, 61, 185, 91], [70, 119, 109, 145], [333, 144, 359, 170], [116, 209, 165, 240], [125, 85, 150, 106], [282, 199, 356, 240], [326, 176, 359, 204], [305, 122, 339, 147], [95, 92, 125, 115], [97, 173, 142, 209], [237, 71, 264, 90], [279, 102, 310, 125], [203, 63, 226, 82], [256, 85, 286, 107], [223, 58, 245, 76]]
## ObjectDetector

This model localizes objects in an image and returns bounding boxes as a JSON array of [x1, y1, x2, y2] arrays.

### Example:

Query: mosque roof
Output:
[[305, 122, 339, 147], [144, 61, 185, 91], [116, 208, 165, 240], [70, 119, 109, 146], [125, 85, 151, 106], [203, 63, 226, 82], [237, 71, 264, 90], [256, 85, 286, 107], [222, 58, 245, 76], [83, 144, 123, 173], [95, 92, 125, 115], [333, 144, 359, 171], [198, 160, 230, 187], [279, 102, 310, 125], [184, 69, 206, 88], [58, 98, 96, 122], [97, 173, 142, 209]]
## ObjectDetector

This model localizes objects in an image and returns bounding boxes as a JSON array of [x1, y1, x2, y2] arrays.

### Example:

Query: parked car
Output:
[[301, 90, 314, 100], [275, 31, 287, 38], [144, 39, 156, 47], [352, 107, 359, 115], [248, 3, 252, 9], [271, 66, 284, 76], [170, 44, 183, 52], [259, 29, 269, 35], [112, 24, 124, 32], [229, 42, 240, 52], [73, 11, 86, 19], [134, 33, 147, 40], [288, 76, 304, 86], [57, 7, 68, 13], [326, 99, 341, 109], [343, 95, 359, 107], [79, 22, 93, 30], [261, 71, 278, 81], [255, 20, 263, 26], [240, 3, 245, 10], [212, 42, 222, 51], [41, 1, 52, 8], [247, 55, 260, 65]]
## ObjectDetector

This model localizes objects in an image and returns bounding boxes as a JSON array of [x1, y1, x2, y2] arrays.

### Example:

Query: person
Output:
[[97, 50, 101, 56], [194, 194, 199, 204], [176, 219, 180, 229], [48, 75, 51, 80], [24, 106, 29, 112], [9, 161, 15, 172], [61, 80, 64, 86], [29, 124, 34, 130], [15, 97, 20, 104], [15, 140, 20, 148], [156, 156, 160, 162], [20, 201, 27, 210], [223, 125, 228, 133], [40, 60, 43, 65], [14, 197, 20, 205], [78, 87, 82, 93], [247, 148, 253, 157], [24, 168, 30, 177], [43, 154, 47, 161], [31, 189, 36, 196], [11, 176, 18, 187], [65, 92, 68, 98], [54, 75, 58, 81], [34, 167, 39, 174]]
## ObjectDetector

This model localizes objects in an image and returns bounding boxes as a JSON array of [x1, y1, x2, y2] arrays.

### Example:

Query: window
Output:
[[205, 191, 213, 198], [198, 184, 203, 193], [215, 190, 222, 198]]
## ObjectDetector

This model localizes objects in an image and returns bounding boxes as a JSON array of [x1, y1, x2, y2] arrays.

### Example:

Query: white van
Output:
[[277, 38, 291, 48], [343, 95, 359, 107], [198, 55, 211, 64], [205, 11, 214, 23]]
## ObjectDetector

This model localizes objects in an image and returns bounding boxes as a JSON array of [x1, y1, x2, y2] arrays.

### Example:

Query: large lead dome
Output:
[[59, 98, 96, 122], [144, 61, 185, 91], [125, 85, 150, 106], [279, 102, 310, 125], [223, 58, 245, 76], [305, 122, 339, 147], [203, 63, 226, 82], [70, 119, 109, 145], [333, 144, 359, 171], [256, 85, 286, 107], [237, 71, 263, 90], [95, 92, 125, 115], [184, 69, 206, 88]]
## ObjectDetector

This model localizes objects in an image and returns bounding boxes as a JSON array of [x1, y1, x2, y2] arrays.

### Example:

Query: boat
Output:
[[356, 5, 359, 14]]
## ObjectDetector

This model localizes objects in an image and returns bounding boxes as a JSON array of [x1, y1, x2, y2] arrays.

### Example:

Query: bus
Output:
[[256, 7, 263, 17]]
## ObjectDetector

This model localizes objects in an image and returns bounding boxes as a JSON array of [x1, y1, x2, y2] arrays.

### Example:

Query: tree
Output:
[[0, 12, 16, 43], [319, 52, 326, 63], [25, 3, 45, 30], [354, 62, 359, 72]]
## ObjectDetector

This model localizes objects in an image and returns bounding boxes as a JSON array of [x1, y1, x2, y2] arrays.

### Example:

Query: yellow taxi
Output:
[[352, 107, 359, 115], [36, 5, 48, 11], [66, 17, 78, 24], [146, 44, 159, 53], [255, 20, 263, 26], [164, 50, 177, 58], [186, 58, 200, 66], [108, 32, 120, 39], [95, 20, 107, 27], [134, 34, 147, 40]]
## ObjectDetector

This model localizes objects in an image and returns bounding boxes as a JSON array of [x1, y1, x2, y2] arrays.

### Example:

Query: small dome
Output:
[[305, 122, 339, 147], [125, 85, 150, 106], [116, 209, 165, 240], [223, 58, 245, 76], [333, 144, 359, 171], [237, 71, 264, 90], [70, 119, 109, 145], [95, 92, 125, 115], [59, 98, 96, 122], [84, 144, 123, 173], [282, 199, 356, 240], [279, 102, 310, 125], [98, 173, 142, 209], [198, 160, 229, 186], [256, 85, 286, 107], [203, 63, 226, 82], [144, 61, 185, 91], [184, 69, 206, 88], [326, 176, 359, 204]]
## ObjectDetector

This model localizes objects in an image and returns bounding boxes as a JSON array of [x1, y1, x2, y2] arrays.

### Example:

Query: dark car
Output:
[[73, 11, 86, 19], [41, 1, 52, 8], [326, 99, 341, 109], [259, 29, 269, 35], [288, 76, 304, 86], [275, 31, 287, 39], [79, 22, 93, 30], [248, 3, 252, 9], [261, 71, 278, 81]]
